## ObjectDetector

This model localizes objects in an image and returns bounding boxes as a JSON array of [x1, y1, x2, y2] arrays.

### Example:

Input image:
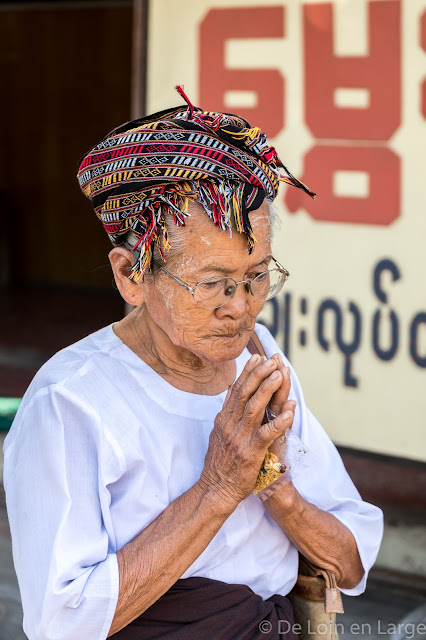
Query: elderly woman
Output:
[[3, 88, 383, 640]]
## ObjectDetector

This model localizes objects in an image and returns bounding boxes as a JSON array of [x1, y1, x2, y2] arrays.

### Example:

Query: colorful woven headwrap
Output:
[[77, 86, 315, 282]]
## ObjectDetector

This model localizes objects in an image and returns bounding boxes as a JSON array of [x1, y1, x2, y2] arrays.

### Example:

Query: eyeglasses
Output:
[[154, 257, 290, 309]]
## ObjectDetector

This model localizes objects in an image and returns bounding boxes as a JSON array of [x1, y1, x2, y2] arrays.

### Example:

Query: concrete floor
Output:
[[338, 584, 426, 639]]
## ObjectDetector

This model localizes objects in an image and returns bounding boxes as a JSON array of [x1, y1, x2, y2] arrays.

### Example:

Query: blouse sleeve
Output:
[[3, 384, 120, 640], [291, 405, 384, 596], [255, 323, 384, 596]]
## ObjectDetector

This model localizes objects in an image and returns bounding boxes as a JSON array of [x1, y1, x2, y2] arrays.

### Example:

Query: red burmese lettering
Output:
[[304, 1, 401, 140], [199, 6, 285, 137], [285, 146, 400, 225]]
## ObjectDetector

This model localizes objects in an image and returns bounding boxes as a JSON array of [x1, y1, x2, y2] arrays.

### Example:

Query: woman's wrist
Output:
[[194, 476, 240, 518], [264, 480, 300, 514]]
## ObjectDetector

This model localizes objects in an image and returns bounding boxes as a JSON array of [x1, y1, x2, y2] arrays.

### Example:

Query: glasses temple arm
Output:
[[159, 266, 194, 292], [272, 257, 290, 278]]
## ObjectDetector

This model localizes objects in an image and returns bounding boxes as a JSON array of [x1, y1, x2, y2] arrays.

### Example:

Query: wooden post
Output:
[[125, 0, 149, 316], [131, 0, 149, 119]]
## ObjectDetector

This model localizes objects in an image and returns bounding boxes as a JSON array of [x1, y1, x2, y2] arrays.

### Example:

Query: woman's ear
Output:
[[108, 247, 144, 306]]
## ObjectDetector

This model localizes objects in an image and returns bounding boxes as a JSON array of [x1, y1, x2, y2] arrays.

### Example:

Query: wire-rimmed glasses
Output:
[[155, 257, 290, 309]]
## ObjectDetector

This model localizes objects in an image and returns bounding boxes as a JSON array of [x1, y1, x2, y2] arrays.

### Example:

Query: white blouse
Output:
[[3, 323, 383, 640]]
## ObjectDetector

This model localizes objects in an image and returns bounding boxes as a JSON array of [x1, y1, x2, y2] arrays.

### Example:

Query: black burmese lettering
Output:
[[317, 299, 362, 388], [372, 259, 401, 361], [258, 257, 425, 385]]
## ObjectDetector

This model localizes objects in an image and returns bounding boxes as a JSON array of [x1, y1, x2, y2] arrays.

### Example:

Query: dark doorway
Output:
[[1, 1, 135, 395]]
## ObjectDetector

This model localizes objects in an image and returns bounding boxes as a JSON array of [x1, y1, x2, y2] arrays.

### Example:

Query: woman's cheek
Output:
[[152, 291, 212, 345]]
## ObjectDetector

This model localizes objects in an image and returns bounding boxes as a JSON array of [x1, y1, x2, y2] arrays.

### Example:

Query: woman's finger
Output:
[[240, 368, 284, 432], [224, 356, 279, 419], [231, 357, 283, 418], [221, 353, 262, 417], [269, 355, 291, 415], [252, 407, 294, 450], [281, 399, 296, 415]]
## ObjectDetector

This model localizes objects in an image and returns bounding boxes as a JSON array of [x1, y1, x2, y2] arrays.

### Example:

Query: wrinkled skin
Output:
[[107, 199, 363, 637], [110, 199, 295, 499], [111, 199, 292, 400]]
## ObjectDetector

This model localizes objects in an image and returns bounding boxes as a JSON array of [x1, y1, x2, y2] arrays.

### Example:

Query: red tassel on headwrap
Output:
[[174, 85, 195, 120]]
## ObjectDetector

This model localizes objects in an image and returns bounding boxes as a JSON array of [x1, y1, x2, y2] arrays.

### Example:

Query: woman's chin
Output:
[[203, 334, 250, 361]]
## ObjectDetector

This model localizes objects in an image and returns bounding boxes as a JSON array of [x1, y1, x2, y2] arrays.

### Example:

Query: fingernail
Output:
[[266, 359, 275, 368], [249, 354, 260, 365], [261, 355, 267, 362], [270, 371, 280, 380], [283, 410, 293, 420]]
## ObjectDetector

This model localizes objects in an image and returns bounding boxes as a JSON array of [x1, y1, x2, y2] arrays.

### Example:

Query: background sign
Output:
[[147, 0, 426, 462]]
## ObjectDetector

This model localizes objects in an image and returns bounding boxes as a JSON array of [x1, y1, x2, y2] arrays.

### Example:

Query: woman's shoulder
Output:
[[20, 324, 122, 402], [3, 325, 126, 453]]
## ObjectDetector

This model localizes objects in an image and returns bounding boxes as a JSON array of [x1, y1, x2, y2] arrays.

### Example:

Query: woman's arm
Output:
[[109, 482, 230, 635], [263, 483, 364, 589], [261, 352, 368, 590]]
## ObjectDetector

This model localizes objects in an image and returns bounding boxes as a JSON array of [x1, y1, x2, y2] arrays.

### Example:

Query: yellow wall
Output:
[[146, 0, 426, 462]]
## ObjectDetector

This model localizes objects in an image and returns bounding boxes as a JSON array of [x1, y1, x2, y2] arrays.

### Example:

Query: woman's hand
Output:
[[267, 354, 297, 459], [199, 354, 295, 508]]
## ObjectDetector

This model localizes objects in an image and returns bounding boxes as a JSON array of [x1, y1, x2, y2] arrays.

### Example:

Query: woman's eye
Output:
[[200, 280, 223, 290]]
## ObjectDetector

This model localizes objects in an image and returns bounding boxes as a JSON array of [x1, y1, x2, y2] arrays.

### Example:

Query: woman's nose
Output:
[[215, 282, 251, 319]]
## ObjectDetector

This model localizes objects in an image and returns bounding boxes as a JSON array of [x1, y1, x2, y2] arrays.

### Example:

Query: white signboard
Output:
[[147, 0, 426, 462]]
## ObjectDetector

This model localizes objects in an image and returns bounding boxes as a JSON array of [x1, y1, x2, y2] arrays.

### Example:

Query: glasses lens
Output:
[[193, 278, 236, 308], [252, 269, 286, 301]]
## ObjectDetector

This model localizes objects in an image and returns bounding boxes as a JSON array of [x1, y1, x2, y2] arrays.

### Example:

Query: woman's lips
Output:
[[219, 330, 247, 338], [209, 327, 252, 339]]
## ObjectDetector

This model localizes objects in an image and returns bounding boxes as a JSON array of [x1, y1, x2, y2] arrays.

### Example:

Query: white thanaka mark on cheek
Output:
[[160, 282, 180, 314]]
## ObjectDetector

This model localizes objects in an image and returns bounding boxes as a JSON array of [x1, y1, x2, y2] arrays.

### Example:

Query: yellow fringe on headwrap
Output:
[[129, 245, 151, 283], [232, 192, 244, 234], [161, 221, 171, 253], [174, 182, 198, 213], [221, 126, 261, 143]]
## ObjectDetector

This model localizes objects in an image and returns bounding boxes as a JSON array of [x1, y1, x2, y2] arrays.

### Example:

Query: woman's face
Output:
[[141, 199, 273, 363]]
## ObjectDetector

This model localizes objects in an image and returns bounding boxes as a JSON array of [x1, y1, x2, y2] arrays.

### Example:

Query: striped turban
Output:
[[77, 86, 315, 283]]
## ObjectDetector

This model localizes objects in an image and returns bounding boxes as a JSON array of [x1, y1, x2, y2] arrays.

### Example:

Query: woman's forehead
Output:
[[184, 198, 271, 234], [170, 201, 272, 273]]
